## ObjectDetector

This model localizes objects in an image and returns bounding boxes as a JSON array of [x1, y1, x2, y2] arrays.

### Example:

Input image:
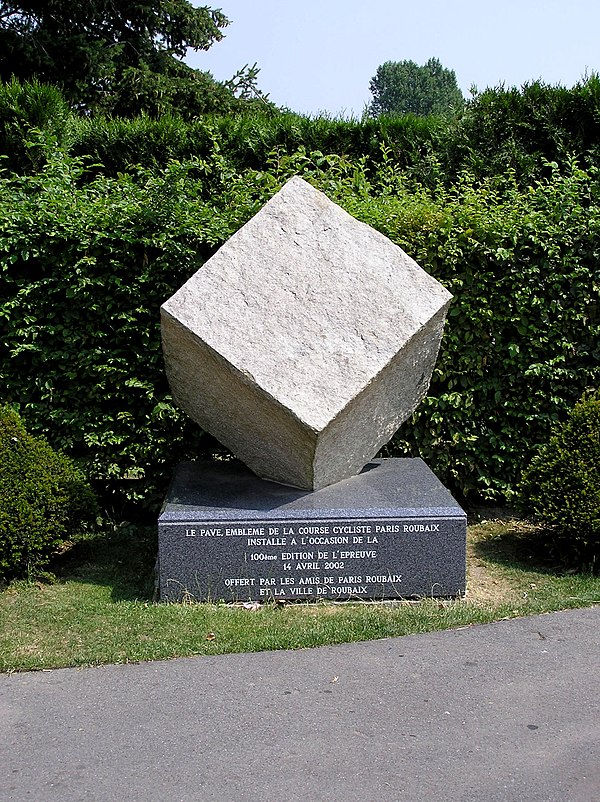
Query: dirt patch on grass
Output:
[[465, 512, 544, 604], [466, 539, 517, 604]]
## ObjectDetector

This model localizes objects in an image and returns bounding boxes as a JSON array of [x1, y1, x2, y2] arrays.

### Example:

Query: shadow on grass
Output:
[[50, 523, 157, 602], [470, 516, 568, 576]]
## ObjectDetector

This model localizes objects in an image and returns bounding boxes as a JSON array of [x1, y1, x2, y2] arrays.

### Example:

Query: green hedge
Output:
[[62, 76, 600, 187], [318, 156, 600, 498], [63, 111, 447, 195], [4, 77, 600, 191], [448, 78, 600, 182], [0, 147, 598, 506], [0, 150, 244, 505]]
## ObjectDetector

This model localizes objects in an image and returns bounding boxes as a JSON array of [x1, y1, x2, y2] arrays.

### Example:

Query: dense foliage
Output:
[[0, 150, 226, 504], [368, 58, 464, 117], [4, 76, 600, 184], [519, 391, 600, 571], [0, 136, 598, 507], [0, 405, 97, 580], [345, 158, 600, 500], [0, 1, 259, 116], [0, 77, 71, 173], [64, 76, 600, 188], [0, 76, 599, 510]]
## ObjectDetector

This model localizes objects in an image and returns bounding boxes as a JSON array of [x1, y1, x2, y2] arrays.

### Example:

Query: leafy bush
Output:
[[0, 78, 71, 173], [519, 390, 600, 570], [67, 110, 445, 186], [0, 405, 97, 581], [0, 148, 249, 504]]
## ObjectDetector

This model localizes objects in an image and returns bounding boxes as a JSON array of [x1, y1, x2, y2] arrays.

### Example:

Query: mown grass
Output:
[[1, 514, 598, 673]]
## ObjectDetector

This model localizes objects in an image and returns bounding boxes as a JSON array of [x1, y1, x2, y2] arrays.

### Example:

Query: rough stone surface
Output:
[[157, 458, 467, 602], [161, 176, 452, 489]]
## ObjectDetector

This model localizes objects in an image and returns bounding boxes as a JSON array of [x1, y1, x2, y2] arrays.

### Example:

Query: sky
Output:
[[187, 0, 600, 117]]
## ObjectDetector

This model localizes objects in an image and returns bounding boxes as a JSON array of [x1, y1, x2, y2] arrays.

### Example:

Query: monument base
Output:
[[157, 458, 466, 603]]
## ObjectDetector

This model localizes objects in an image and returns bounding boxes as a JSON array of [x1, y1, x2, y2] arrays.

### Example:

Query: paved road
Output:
[[1, 607, 599, 802]]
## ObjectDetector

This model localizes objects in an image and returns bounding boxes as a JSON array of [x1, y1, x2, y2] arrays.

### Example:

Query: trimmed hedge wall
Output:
[[1, 147, 598, 506], [64, 75, 600, 188], [66, 112, 444, 181], [5, 77, 600, 187]]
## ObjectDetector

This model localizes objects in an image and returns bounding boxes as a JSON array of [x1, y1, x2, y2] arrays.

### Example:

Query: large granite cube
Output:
[[161, 177, 452, 490]]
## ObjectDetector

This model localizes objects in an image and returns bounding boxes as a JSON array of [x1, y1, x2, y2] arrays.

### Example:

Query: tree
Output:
[[0, 1, 256, 116], [368, 57, 464, 117]]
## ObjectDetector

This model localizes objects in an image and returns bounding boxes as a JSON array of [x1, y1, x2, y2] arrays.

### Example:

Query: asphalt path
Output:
[[1, 607, 599, 802]]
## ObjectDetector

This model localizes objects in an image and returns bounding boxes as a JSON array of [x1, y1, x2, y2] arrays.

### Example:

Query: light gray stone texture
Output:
[[161, 176, 452, 489]]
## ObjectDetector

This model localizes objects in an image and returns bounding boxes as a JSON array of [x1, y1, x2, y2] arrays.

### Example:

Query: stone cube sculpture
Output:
[[161, 176, 452, 490]]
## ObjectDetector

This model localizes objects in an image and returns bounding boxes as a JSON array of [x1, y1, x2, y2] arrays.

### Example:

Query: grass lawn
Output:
[[1, 512, 598, 673]]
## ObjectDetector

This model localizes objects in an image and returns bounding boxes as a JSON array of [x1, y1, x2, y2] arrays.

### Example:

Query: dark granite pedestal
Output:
[[157, 458, 466, 602]]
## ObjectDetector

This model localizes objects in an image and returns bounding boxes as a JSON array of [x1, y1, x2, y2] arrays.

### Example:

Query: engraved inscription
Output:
[[158, 516, 462, 602]]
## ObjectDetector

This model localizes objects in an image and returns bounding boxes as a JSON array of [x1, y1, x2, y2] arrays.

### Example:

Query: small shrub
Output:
[[519, 390, 600, 571], [0, 405, 97, 581]]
